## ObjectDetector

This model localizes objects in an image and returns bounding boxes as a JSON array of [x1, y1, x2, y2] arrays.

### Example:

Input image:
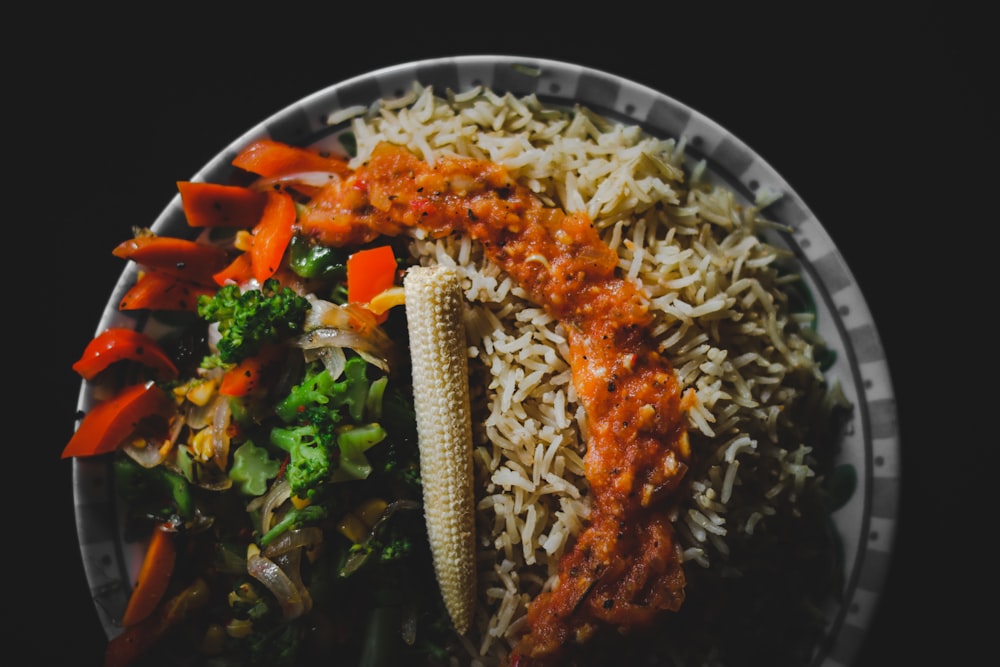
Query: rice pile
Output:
[[336, 85, 845, 665]]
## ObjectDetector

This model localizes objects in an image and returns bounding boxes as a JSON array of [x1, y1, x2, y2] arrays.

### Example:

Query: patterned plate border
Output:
[[72, 55, 899, 666]]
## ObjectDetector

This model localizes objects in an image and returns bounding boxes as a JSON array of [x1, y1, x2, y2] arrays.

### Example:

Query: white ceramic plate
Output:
[[72, 54, 899, 666]]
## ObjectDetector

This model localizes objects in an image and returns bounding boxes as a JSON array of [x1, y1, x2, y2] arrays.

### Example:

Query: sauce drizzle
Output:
[[302, 142, 692, 664]]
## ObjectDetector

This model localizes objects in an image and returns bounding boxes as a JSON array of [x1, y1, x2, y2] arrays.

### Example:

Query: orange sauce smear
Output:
[[301, 142, 692, 665]]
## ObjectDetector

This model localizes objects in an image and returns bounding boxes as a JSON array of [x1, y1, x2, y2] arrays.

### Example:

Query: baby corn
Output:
[[404, 265, 477, 635]]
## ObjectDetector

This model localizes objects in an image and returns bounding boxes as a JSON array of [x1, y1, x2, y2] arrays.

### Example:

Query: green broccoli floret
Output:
[[268, 356, 379, 501], [340, 499, 422, 577], [197, 278, 310, 364], [269, 422, 337, 501], [270, 417, 387, 497], [377, 536, 414, 563], [274, 356, 370, 424], [331, 423, 387, 482], [268, 355, 391, 502], [229, 440, 281, 496]]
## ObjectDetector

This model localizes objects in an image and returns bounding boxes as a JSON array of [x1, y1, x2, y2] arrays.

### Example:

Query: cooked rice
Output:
[[339, 84, 839, 665]]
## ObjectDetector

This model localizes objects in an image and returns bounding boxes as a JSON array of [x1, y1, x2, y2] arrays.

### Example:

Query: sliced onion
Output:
[[294, 327, 370, 351], [275, 549, 313, 616], [122, 412, 185, 468], [247, 548, 308, 619], [209, 394, 232, 471], [192, 476, 233, 492], [123, 439, 168, 468], [292, 327, 391, 372], [304, 296, 380, 334], [354, 349, 392, 373], [248, 479, 292, 535], [303, 346, 347, 380], [263, 527, 324, 558], [185, 400, 216, 431]]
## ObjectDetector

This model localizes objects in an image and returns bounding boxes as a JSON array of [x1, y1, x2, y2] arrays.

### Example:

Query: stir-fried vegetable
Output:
[[117, 271, 215, 312], [66, 139, 462, 666], [197, 278, 310, 364], [229, 441, 281, 495], [249, 189, 297, 284], [114, 456, 194, 522], [63, 382, 176, 459], [104, 578, 212, 667], [232, 138, 352, 182], [218, 342, 287, 397], [176, 180, 268, 228], [287, 234, 348, 281], [119, 523, 177, 627], [72, 328, 179, 381], [347, 244, 398, 306], [113, 234, 230, 285]]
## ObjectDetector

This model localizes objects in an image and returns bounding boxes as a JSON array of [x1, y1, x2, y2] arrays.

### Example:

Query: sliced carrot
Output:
[[119, 271, 216, 312], [113, 236, 230, 286], [62, 382, 176, 459], [232, 139, 351, 179], [72, 328, 179, 381], [120, 524, 177, 627], [177, 181, 268, 228], [250, 189, 297, 284]]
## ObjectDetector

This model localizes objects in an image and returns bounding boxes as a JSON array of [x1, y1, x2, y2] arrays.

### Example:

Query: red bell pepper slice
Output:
[[104, 578, 210, 667], [119, 271, 216, 312], [250, 189, 296, 284], [177, 181, 268, 228], [347, 245, 397, 305], [72, 328, 179, 381], [120, 523, 177, 627], [219, 343, 284, 396], [232, 139, 351, 179], [346, 245, 398, 325], [62, 381, 176, 459], [113, 235, 230, 286]]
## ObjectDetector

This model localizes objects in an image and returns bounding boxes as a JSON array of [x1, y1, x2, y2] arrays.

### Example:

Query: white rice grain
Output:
[[340, 85, 831, 664]]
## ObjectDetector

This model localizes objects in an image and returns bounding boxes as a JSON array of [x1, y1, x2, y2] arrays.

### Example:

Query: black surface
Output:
[[25, 3, 990, 665]]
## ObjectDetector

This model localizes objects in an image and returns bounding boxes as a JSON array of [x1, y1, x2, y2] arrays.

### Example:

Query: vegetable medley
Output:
[[65, 139, 461, 666]]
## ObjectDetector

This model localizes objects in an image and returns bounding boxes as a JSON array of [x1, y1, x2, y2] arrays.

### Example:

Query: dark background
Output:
[[21, 2, 990, 665]]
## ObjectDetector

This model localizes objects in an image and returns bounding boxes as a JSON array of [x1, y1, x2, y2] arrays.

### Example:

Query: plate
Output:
[[72, 54, 899, 665]]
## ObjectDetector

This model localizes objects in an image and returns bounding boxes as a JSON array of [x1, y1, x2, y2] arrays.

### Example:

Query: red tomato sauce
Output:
[[302, 142, 692, 664]]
